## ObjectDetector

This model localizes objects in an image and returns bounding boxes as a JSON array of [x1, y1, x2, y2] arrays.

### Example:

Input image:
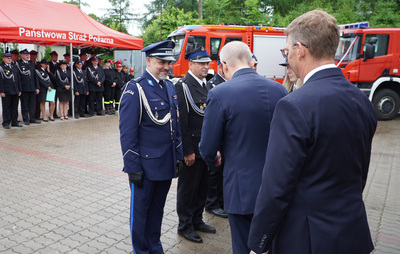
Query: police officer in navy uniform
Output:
[[204, 57, 228, 218], [0, 53, 22, 129], [86, 57, 105, 116], [119, 40, 183, 254], [16, 49, 40, 125], [175, 47, 216, 243]]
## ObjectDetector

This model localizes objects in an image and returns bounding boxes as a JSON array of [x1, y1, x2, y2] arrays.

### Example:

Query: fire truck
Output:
[[166, 25, 287, 82], [336, 22, 400, 120]]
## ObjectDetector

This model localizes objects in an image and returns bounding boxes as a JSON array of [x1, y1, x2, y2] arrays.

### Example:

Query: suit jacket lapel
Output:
[[186, 74, 208, 97]]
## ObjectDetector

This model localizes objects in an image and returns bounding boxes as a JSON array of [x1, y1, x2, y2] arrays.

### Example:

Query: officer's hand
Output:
[[184, 153, 195, 167], [176, 160, 184, 177], [216, 151, 222, 167], [129, 171, 144, 188], [0, 93, 5, 98]]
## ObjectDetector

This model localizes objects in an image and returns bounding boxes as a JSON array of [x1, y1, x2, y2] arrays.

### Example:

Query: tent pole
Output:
[[70, 43, 75, 120]]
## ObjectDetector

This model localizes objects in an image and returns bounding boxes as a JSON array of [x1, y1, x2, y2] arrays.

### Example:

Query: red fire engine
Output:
[[336, 22, 400, 120], [167, 25, 286, 82]]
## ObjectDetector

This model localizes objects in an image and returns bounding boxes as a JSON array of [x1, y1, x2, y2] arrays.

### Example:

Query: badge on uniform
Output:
[[6, 71, 10, 75], [147, 79, 154, 87], [200, 103, 206, 110], [124, 89, 134, 96], [155, 111, 159, 119], [173, 95, 177, 100], [42, 72, 44, 76], [22, 67, 25, 71]]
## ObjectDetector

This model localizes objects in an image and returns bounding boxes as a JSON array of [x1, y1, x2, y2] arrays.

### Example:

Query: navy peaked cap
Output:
[[186, 46, 211, 62], [20, 49, 29, 54], [142, 40, 176, 61]]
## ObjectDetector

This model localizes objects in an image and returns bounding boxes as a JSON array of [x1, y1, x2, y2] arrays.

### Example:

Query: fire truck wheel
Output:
[[372, 89, 400, 120]]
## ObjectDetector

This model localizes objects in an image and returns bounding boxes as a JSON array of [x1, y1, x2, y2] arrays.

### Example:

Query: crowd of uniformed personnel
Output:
[[0, 48, 134, 128]]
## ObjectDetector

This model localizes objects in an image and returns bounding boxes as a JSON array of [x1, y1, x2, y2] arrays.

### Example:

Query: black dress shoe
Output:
[[30, 120, 41, 124], [79, 114, 87, 118], [3, 125, 10, 129], [207, 208, 229, 218], [24, 121, 30, 125], [194, 223, 216, 233], [178, 229, 203, 243], [11, 124, 23, 127]]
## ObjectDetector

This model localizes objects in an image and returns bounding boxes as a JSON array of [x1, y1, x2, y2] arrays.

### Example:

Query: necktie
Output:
[[202, 82, 208, 93], [159, 80, 164, 89]]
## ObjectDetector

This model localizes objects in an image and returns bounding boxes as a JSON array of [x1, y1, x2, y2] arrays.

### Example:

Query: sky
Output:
[[49, 0, 147, 36]]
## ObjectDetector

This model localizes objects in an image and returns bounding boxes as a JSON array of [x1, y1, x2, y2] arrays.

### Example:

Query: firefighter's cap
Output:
[[142, 40, 176, 61], [186, 46, 211, 62]]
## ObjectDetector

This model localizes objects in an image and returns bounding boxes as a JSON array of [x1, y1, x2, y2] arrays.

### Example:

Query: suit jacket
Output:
[[87, 65, 105, 92], [199, 68, 287, 214], [35, 68, 53, 94], [73, 69, 88, 95], [119, 70, 183, 181], [248, 68, 376, 254], [175, 72, 208, 157], [0, 62, 22, 95], [55, 69, 71, 92], [16, 60, 39, 92], [49, 61, 58, 88], [103, 68, 116, 87], [206, 73, 225, 90]]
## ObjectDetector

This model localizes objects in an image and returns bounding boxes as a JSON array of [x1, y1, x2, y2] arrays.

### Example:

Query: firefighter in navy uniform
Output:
[[119, 40, 183, 254], [0, 53, 22, 129], [204, 58, 228, 218], [16, 49, 40, 125], [48, 51, 59, 119], [72, 60, 88, 118], [175, 47, 216, 243], [114, 63, 125, 113], [103, 59, 116, 115], [86, 57, 105, 116]]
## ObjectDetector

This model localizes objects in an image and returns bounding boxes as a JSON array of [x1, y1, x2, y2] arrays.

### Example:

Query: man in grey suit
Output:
[[248, 10, 376, 254]]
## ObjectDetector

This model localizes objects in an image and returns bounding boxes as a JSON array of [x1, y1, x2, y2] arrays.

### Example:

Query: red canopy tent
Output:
[[0, 0, 143, 49]]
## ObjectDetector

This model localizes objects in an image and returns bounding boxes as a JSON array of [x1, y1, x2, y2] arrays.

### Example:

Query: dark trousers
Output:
[[88, 91, 103, 115], [104, 86, 115, 107], [2, 94, 19, 127], [129, 178, 171, 254], [35, 94, 41, 119], [20, 91, 37, 122], [177, 158, 209, 232], [205, 164, 224, 210], [228, 213, 253, 254], [74, 94, 87, 116], [114, 87, 121, 109]]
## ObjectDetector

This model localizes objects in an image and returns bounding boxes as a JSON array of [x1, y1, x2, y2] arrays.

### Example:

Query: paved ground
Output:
[[0, 112, 399, 253]]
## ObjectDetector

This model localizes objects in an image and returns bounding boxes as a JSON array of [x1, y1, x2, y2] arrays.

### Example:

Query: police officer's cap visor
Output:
[[153, 55, 176, 61]]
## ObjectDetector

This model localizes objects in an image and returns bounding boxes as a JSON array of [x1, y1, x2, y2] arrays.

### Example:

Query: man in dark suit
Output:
[[86, 57, 105, 116], [0, 53, 22, 129], [199, 41, 287, 253], [119, 40, 183, 254], [247, 10, 377, 254], [204, 58, 228, 218], [175, 47, 216, 243], [16, 49, 40, 125]]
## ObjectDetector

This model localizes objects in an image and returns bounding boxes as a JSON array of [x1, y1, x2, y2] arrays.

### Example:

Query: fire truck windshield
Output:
[[335, 35, 360, 63], [170, 35, 185, 59]]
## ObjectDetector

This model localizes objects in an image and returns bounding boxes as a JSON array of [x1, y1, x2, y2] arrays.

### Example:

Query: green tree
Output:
[[41, 46, 52, 61], [141, 7, 200, 46], [103, 0, 133, 33], [63, 0, 89, 8]]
